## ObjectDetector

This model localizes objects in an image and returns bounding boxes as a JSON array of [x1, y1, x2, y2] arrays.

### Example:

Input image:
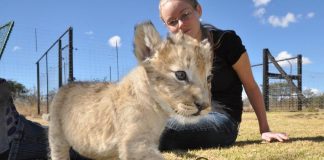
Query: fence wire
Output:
[[1, 25, 323, 114]]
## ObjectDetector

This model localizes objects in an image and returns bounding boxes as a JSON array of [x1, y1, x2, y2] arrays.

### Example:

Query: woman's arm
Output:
[[232, 52, 289, 142]]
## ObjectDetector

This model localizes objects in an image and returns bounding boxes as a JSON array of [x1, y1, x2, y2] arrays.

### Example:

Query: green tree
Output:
[[6, 80, 28, 98], [268, 82, 292, 100]]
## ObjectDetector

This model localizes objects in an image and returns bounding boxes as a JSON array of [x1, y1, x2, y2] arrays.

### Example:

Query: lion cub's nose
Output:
[[194, 102, 208, 112]]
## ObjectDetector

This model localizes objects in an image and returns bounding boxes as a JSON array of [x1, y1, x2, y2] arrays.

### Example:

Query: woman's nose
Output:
[[178, 20, 185, 30]]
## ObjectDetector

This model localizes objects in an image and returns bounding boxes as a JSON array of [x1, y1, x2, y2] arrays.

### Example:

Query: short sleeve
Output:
[[219, 31, 246, 66]]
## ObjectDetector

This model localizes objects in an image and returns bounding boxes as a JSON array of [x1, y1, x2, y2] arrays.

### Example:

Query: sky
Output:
[[1, 0, 324, 96]]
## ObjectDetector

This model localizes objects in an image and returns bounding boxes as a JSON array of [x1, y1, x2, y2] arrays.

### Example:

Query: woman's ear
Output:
[[195, 4, 202, 17]]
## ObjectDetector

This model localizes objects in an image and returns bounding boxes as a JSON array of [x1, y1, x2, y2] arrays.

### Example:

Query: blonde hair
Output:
[[159, 0, 200, 22], [159, 0, 199, 13]]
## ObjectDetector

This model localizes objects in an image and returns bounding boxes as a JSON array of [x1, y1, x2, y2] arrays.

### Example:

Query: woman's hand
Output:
[[261, 132, 289, 142]]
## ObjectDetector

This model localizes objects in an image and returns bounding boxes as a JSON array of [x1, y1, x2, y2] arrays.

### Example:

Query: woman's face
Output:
[[160, 0, 202, 41]]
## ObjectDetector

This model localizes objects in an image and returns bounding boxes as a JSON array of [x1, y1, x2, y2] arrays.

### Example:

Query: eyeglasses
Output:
[[165, 10, 193, 27]]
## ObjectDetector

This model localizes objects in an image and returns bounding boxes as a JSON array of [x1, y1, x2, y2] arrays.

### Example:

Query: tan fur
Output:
[[49, 21, 212, 160]]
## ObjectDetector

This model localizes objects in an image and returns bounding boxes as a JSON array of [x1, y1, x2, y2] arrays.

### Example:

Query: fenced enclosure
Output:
[[262, 48, 303, 111], [0, 21, 14, 60], [1, 24, 323, 115], [250, 49, 324, 111], [35, 27, 74, 114]]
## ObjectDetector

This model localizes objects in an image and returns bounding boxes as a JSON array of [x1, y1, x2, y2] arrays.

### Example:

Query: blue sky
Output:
[[1, 0, 324, 96]]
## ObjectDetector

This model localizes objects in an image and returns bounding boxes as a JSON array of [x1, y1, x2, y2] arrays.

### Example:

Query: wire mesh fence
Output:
[[248, 49, 324, 111], [1, 24, 323, 115], [35, 27, 73, 114], [0, 24, 137, 115], [0, 21, 14, 60]]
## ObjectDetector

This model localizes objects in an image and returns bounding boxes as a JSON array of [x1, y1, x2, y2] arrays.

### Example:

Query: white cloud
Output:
[[275, 51, 293, 67], [310, 88, 321, 95], [254, 7, 266, 18], [253, 0, 271, 7], [307, 12, 315, 19], [302, 57, 311, 65], [304, 87, 322, 97], [275, 51, 311, 67], [12, 46, 21, 52], [108, 35, 121, 47], [252, 1, 313, 28], [85, 31, 94, 36], [268, 12, 297, 28]]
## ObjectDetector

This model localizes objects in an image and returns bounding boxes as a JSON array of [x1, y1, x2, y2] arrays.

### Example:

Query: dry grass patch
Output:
[[18, 103, 323, 159], [163, 112, 324, 160]]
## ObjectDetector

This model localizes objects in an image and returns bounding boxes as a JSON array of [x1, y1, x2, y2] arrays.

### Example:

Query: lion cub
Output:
[[49, 21, 213, 160]]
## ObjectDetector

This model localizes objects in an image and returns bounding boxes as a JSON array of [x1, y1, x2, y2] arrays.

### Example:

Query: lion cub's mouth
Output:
[[192, 103, 203, 116], [192, 102, 207, 116], [192, 111, 201, 116], [176, 102, 208, 117]]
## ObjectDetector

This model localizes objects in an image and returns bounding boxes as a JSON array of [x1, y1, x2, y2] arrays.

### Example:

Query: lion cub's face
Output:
[[134, 22, 212, 117]]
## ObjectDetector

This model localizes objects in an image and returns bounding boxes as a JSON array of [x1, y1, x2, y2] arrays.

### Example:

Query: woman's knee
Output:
[[159, 112, 239, 150]]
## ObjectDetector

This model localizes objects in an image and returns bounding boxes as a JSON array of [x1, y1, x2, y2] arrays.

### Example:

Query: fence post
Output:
[[46, 54, 49, 113], [68, 27, 74, 82], [36, 62, 40, 115], [297, 54, 302, 110], [263, 49, 269, 111], [58, 39, 62, 87]]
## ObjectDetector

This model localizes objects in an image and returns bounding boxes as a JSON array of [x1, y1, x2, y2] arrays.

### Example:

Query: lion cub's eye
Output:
[[175, 71, 187, 81], [207, 75, 213, 83]]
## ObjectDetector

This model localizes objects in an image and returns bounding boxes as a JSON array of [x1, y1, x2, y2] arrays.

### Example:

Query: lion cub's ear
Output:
[[134, 21, 161, 63]]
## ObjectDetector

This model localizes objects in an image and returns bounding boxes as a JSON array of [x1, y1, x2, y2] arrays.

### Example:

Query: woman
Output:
[[158, 0, 289, 150]]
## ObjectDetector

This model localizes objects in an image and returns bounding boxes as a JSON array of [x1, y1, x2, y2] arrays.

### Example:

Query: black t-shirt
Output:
[[203, 24, 246, 122]]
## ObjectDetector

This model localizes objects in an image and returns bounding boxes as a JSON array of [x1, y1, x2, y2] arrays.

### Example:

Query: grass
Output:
[[162, 112, 324, 160], [20, 103, 323, 160]]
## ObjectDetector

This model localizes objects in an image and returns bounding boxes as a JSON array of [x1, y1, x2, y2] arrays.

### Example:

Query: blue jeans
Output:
[[7, 117, 48, 160], [159, 112, 240, 151], [1, 102, 91, 160], [0, 78, 90, 160]]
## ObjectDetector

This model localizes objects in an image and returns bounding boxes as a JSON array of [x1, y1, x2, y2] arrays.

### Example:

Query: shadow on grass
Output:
[[287, 136, 324, 143], [165, 150, 209, 160], [163, 136, 324, 159], [234, 139, 263, 146], [235, 136, 324, 146]]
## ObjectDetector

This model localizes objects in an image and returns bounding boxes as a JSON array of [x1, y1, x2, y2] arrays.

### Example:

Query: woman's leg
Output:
[[0, 78, 91, 160], [159, 112, 239, 151], [0, 78, 11, 154], [0, 78, 48, 159]]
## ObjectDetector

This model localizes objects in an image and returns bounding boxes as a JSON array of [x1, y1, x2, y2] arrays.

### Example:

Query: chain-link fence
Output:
[[0, 21, 14, 60], [0, 24, 136, 115], [35, 27, 73, 114], [249, 49, 324, 111], [1, 24, 323, 115]]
